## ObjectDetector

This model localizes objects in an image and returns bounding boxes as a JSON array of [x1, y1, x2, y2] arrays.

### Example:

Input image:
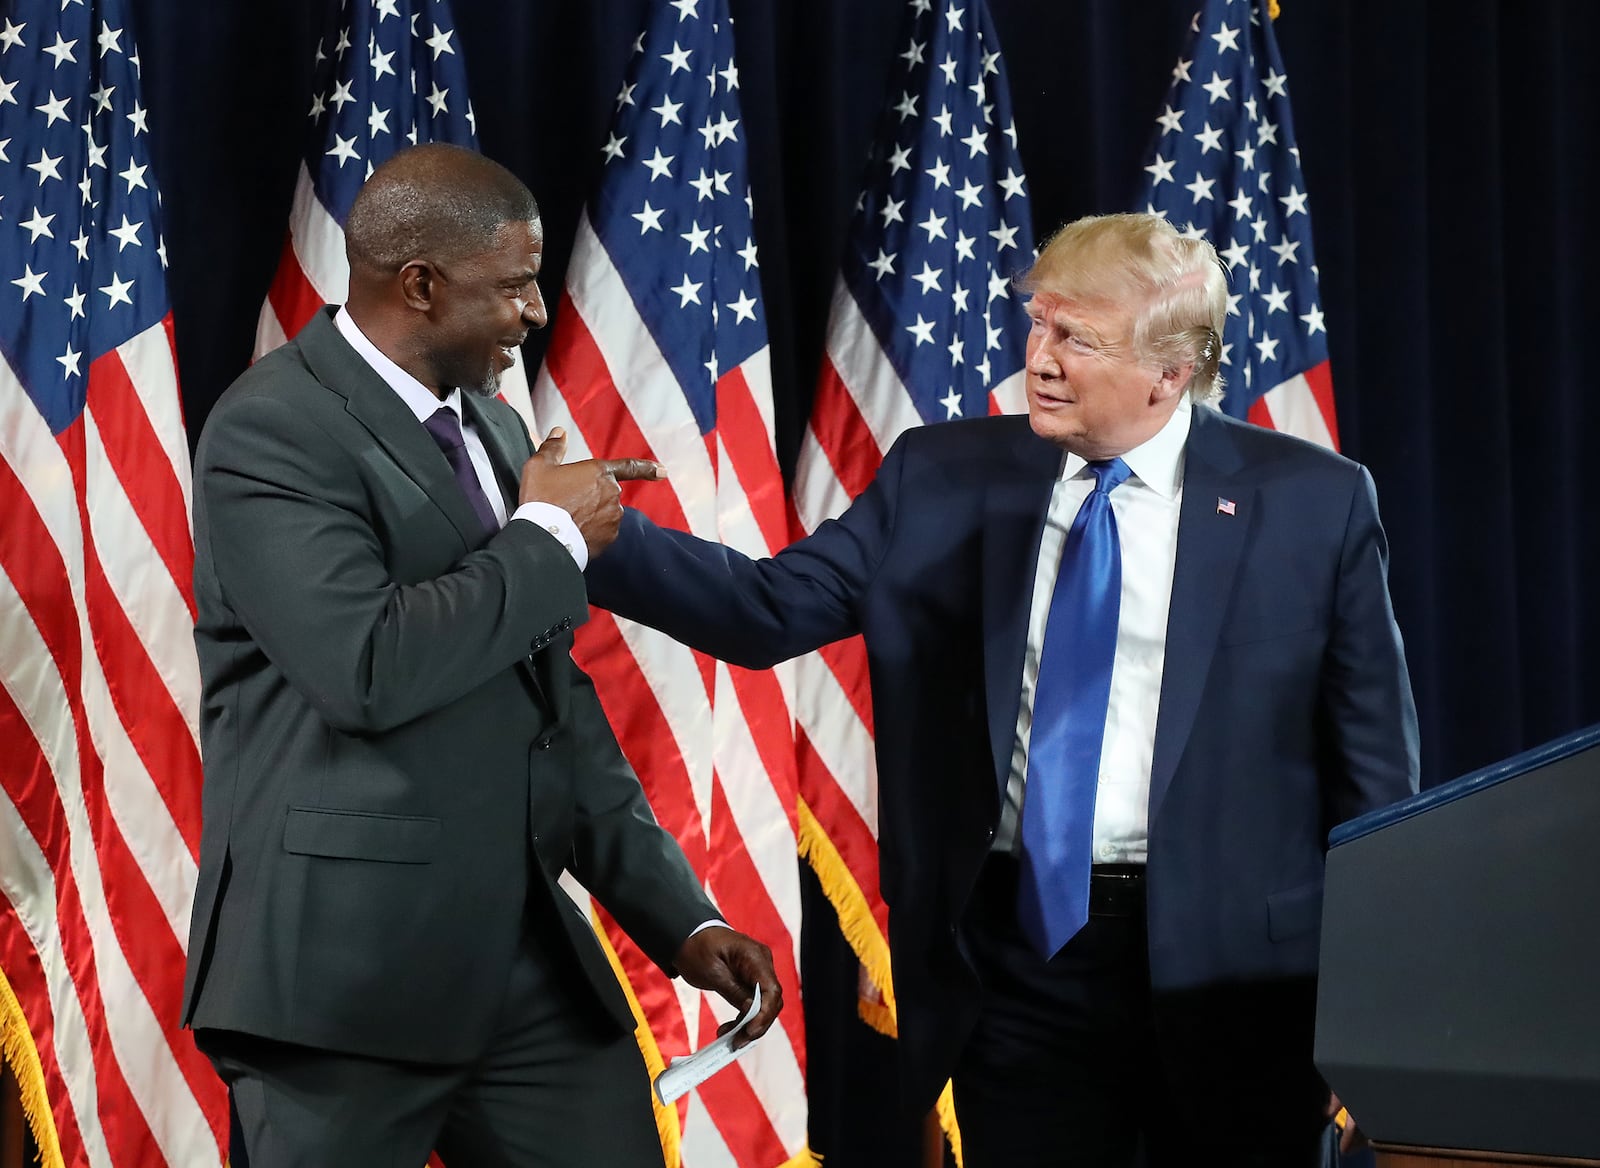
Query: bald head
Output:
[[345, 143, 539, 274]]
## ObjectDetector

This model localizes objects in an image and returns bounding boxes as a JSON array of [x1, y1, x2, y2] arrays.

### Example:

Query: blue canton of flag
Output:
[[1, 0, 168, 433], [1135, 0, 1337, 444], [843, 0, 1035, 423], [306, 0, 477, 219], [589, 0, 765, 436]]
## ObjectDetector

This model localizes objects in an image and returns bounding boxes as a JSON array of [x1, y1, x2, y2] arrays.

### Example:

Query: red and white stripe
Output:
[[1245, 360, 1339, 451], [254, 161, 537, 430], [534, 214, 808, 1168], [1, 321, 229, 1165]]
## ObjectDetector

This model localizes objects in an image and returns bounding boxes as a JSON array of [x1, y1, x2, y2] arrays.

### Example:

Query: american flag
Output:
[[255, 0, 536, 426], [1136, 0, 1337, 448], [788, 0, 1034, 1055], [0, 0, 228, 1163], [531, 2, 808, 1166]]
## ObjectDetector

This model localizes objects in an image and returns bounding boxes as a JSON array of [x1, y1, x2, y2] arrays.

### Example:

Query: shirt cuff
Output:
[[511, 502, 587, 571], [687, 919, 726, 939]]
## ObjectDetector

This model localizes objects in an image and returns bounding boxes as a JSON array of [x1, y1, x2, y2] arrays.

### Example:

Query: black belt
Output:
[[1088, 863, 1145, 918], [975, 854, 1146, 921]]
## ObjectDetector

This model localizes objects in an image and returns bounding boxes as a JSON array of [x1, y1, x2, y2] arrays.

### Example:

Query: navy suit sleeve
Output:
[[1320, 465, 1422, 825], [585, 435, 908, 668]]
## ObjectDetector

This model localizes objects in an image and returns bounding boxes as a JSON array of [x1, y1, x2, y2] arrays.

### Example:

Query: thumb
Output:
[[537, 427, 568, 464]]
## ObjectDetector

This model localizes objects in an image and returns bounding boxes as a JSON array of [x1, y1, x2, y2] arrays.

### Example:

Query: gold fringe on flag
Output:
[[0, 962, 65, 1168], [1269, 0, 1281, 17], [796, 799, 897, 1032], [797, 799, 965, 1165], [590, 908, 684, 1168]]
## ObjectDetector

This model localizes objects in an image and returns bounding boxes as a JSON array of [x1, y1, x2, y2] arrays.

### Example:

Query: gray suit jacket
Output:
[[182, 307, 714, 1064]]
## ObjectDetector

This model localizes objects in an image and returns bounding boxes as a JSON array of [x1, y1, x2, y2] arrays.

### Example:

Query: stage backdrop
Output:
[[119, 1, 1600, 1163]]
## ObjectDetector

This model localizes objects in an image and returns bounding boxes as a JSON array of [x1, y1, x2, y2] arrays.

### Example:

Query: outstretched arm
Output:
[[584, 433, 910, 668]]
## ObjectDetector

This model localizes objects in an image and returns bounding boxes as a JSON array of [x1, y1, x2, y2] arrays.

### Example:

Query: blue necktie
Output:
[[1017, 457, 1132, 959], [423, 407, 500, 539]]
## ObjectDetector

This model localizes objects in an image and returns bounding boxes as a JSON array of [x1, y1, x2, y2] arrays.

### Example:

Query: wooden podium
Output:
[[1316, 725, 1600, 1165]]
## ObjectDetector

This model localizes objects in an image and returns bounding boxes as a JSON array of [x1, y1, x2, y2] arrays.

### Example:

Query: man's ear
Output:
[[1151, 361, 1193, 406], [398, 260, 436, 312]]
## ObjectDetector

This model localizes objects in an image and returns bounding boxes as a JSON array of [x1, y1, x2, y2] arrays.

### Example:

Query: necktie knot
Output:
[[423, 407, 467, 453], [1087, 457, 1132, 495]]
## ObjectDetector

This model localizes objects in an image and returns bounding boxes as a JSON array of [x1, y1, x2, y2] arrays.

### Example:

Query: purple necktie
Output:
[[1017, 457, 1132, 959], [422, 407, 500, 539]]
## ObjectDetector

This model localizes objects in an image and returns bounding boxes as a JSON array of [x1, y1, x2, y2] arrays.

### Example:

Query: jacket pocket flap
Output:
[[283, 807, 440, 864], [1266, 880, 1324, 942]]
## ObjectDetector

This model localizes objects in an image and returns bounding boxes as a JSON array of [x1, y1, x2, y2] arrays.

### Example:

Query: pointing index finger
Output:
[[601, 458, 666, 482]]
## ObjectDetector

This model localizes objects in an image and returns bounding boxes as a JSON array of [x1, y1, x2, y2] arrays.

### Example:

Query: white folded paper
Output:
[[652, 984, 763, 1105]]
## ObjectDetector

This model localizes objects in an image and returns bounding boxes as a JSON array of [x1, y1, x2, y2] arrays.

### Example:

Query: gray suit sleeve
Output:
[[195, 393, 588, 734], [564, 663, 719, 971]]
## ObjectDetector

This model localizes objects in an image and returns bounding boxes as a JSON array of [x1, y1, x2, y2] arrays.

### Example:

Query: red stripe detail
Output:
[[809, 357, 885, 500], [0, 649, 169, 1165], [1246, 396, 1275, 429], [541, 296, 693, 535], [0, 883, 92, 1160], [796, 728, 888, 935], [1302, 360, 1340, 451], [264, 238, 327, 345], [693, 995, 789, 1168], [726, 668, 798, 829], [87, 337, 197, 620], [706, 777, 802, 1064], [812, 635, 876, 738], [987, 390, 1004, 416], [59, 411, 204, 858], [43, 428, 227, 1137], [715, 366, 789, 554], [572, 609, 708, 871]]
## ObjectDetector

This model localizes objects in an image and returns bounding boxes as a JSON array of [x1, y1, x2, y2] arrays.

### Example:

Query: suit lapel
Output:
[[1148, 406, 1252, 823], [298, 309, 488, 550], [299, 310, 564, 715], [982, 423, 1063, 796]]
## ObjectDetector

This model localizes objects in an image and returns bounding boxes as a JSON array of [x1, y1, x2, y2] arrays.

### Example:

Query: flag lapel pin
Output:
[[1216, 497, 1237, 516]]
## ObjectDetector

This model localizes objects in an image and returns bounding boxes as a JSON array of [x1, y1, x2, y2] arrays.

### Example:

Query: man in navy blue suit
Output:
[[585, 212, 1419, 1167]]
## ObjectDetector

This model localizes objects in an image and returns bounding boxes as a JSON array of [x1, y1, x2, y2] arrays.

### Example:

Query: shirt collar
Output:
[[334, 305, 462, 424], [1060, 395, 1192, 500]]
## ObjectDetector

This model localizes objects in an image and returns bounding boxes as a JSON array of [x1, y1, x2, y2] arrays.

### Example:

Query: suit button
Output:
[[535, 737, 553, 751]]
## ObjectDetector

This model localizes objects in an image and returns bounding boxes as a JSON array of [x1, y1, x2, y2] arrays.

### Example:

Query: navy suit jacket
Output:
[[586, 405, 1419, 1112]]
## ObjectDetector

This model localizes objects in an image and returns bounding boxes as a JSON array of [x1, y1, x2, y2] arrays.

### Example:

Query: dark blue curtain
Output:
[[128, 2, 1600, 1163]]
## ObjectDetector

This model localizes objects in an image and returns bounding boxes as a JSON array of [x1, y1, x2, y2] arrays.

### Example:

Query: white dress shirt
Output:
[[333, 308, 587, 568], [996, 398, 1192, 864]]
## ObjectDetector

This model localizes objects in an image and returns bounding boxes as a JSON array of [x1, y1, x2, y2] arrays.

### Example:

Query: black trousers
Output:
[[199, 932, 662, 1168], [952, 854, 1327, 1168]]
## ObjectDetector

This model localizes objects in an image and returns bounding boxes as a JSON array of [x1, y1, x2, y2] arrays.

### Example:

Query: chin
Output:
[[1027, 405, 1077, 446]]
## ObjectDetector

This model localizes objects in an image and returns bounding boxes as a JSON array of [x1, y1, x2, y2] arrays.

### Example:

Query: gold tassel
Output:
[[796, 801, 965, 1162], [590, 909, 683, 1168], [0, 961, 66, 1168]]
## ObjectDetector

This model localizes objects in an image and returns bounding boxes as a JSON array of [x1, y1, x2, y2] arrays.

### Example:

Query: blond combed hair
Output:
[[1019, 212, 1229, 402]]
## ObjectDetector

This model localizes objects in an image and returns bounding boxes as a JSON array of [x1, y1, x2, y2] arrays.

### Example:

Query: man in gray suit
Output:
[[182, 143, 781, 1165]]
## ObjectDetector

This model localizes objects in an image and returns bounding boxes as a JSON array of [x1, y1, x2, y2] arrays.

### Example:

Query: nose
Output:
[[1026, 338, 1058, 377], [523, 284, 549, 330]]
